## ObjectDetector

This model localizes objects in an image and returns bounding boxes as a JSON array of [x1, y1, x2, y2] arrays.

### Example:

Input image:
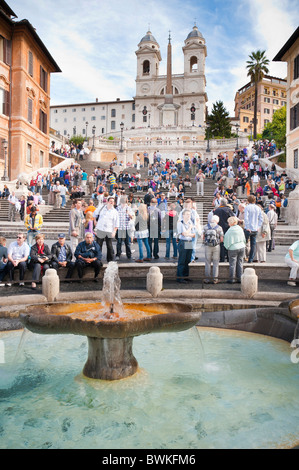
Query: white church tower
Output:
[[134, 25, 207, 129]]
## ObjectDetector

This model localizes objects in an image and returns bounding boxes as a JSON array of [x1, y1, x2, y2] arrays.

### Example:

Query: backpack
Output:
[[204, 224, 219, 247]]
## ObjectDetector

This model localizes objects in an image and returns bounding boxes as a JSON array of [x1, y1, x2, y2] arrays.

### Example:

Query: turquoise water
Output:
[[0, 327, 298, 449]]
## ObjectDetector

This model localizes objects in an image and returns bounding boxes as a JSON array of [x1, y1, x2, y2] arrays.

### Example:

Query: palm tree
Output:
[[246, 50, 270, 139]]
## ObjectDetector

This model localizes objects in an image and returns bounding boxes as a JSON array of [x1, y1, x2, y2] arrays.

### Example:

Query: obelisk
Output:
[[161, 31, 177, 126]]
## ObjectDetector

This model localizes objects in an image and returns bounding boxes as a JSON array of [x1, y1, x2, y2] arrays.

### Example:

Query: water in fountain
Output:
[[1, 327, 299, 449], [101, 262, 124, 319]]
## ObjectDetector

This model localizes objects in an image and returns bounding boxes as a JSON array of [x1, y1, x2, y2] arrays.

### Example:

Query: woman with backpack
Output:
[[202, 215, 224, 284]]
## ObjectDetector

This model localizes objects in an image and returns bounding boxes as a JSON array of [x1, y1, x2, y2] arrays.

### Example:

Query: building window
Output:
[[143, 60, 150, 74], [0, 87, 9, 116], [132, 103, 135, 111], [39, 109, 47, 134], [54, 109, 58, 114], [73, 117, 76, 122], [91, 107, 95, 111], [143, 115, 147, 123], [40, 66, 48, 92], [111, 121, 115, 130], [0, 36, 12, 65], [290, 103, 299, 130], [28, 98, 33, 123], [132, 114, 135, 122], [63, 109, 67, 113], [91, 116, 96, 121], [72, 108, 76, 112], [264, 108, 270, 114], [190, 56, 198, 72], [294, 149, 298, 169], [101, 116, 105, 120], [273, 99, 279, 105], [264, 97, 270, 103], [264, 119, 270, 125], [294, 55, 299, 80], [82, 129, 85, 135], [39, 150, 44, 168], [82, 108, 85, 112], [111, 109, 116, 117], [26, 143, 32, 164], [28, 51, 33, 77], [243, 116, 249, 123]]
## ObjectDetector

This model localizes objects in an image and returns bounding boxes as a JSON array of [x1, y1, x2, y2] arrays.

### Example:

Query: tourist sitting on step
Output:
[[285, 240, 299, 287], [51, 233, 75, 279], [29, 233, 52, 290], [74, 232, 103, 282]]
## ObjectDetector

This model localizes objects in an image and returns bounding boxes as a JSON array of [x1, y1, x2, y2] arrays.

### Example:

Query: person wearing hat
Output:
[[51, 233, 75, 279], [24, 205, 43, 247]]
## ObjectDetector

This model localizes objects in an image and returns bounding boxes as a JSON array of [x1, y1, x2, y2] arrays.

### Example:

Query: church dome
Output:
[[186, 25, 203, 40], [140, 31, 159, 45]]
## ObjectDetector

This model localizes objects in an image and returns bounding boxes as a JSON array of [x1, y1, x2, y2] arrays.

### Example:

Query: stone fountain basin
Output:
[[19, 301, 201, 339]]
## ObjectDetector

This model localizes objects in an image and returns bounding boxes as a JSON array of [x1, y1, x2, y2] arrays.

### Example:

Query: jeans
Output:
[[61, 195, 66, 207], [6, 261, 27, 281], [148, 237, 159, 258], [228, 248, 245, 281], [116, 231, 132, 258], [177, 240, 193, 280], [165, 230, 177, 258], [244, 230, 257, 262], [137, 238, 151, 260]]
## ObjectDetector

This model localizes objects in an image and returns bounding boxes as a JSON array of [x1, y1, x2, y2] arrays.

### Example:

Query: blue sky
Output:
[[10, 0, 299, 115]]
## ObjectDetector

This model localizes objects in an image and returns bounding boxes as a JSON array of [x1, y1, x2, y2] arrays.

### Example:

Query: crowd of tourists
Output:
[[0, 146, 298, 288]]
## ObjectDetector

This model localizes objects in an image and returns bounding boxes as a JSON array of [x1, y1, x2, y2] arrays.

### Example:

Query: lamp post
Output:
[[235, 123, 240, 150], [249, 121, 253, 141], [206, 123, 210, 152], [2, 139, 8, 181], [85, 121, 89, 142], [120, 122, 124, 153], [92, 125, 96, 151]]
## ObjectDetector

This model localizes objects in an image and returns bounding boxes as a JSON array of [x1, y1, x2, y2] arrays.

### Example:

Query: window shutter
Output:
[[28, 51, 33, 76], [28, 98, 33, 123], [4, 89, 10, 116], [4, 39, 12, 65]]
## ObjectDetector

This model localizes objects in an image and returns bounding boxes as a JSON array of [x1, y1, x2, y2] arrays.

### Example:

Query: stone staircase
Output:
[[0, 159, 298, 244]]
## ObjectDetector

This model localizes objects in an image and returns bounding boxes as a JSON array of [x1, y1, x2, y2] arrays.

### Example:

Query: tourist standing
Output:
[[202, 215, 224, 284], [224, 216, 246, 284], [195, 170, 205, 196], [94, 195, 119, 262], [116, 196, 134, 260], [243, 195, 263, 263], [134, 203, 151, 263], [266, 204, 278, 252], [69, 199, 85, 256], [176, 209, 196, 284], [256, 203, 271, 263], [25, 205, 43, 247]]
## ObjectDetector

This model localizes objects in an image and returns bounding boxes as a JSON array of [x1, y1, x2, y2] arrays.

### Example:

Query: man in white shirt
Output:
[[8, 191, 18, 221], [244, 195, 263, 262], [251, 171, 260, 193], [94, 196, 119, 262], [6, 233, 30, 286]]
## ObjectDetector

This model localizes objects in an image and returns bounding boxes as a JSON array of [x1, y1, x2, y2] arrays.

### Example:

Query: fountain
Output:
[[19, 262, 201, 380]]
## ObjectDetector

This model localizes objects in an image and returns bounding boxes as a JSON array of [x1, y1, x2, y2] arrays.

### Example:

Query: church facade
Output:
[[50, 25, 208, 138]]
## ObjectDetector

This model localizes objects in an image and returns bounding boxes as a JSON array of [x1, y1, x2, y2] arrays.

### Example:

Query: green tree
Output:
[[206, 101, 231, 138], [69, 135, 85, 146], [262, 106, 286, 151], [246, 50, 270, 139]]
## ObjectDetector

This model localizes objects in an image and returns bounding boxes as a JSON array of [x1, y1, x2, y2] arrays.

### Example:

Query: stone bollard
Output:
[[42, 269, 60, 302], [146, 266, 163, 298], [241, 267, 258, 298]]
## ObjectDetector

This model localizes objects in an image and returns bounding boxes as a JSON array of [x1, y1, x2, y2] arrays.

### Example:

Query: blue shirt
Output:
[[244, 204, 263, 231]]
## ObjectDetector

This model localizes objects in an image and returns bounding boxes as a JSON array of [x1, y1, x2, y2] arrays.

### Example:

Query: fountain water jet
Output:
[[20, 262, 201, 380]]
